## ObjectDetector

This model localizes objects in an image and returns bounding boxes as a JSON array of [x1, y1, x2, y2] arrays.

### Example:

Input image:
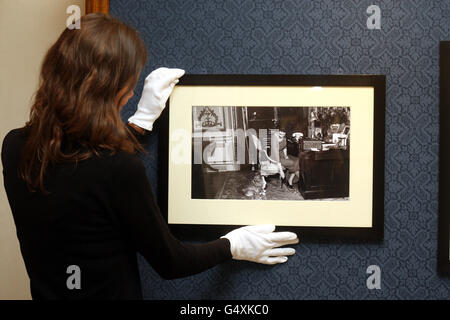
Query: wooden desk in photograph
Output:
[[298, 149, 349, 199]]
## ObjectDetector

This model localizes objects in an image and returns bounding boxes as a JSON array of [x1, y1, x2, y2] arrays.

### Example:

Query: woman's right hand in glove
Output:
[[221, 225, 298, 264]]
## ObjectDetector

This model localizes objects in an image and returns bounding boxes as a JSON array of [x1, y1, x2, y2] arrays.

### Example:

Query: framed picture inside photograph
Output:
[[439, 41, 450, 273], [192, 106, 225, 132], [157, 74, 385, 241]]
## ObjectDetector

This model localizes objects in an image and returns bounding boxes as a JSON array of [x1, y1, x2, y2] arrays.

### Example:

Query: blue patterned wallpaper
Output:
[[111, 0, 450, 299]]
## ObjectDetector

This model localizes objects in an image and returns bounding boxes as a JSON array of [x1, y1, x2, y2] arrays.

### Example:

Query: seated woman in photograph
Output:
[[278, 131, 300, 188]]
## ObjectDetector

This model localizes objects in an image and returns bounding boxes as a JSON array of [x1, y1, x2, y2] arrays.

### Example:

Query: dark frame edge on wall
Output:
[[156, 74, 386, 243], [438, 41, 450, 274], [85, 0, 109, 14]]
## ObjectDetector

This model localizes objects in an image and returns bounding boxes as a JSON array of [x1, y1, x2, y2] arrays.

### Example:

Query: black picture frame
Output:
[[157, 74, 385, 242], [439, 41, 450, 274]]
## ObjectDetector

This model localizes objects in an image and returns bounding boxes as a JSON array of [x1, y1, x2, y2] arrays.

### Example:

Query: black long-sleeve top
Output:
[[1, 127, 231, 299]]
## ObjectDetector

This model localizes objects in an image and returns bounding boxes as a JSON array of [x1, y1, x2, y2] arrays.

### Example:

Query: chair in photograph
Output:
[[249, 134, 284, 191]]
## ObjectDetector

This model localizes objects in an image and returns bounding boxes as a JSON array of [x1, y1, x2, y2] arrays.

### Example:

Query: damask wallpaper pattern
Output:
[[111, 0, 450, 299]]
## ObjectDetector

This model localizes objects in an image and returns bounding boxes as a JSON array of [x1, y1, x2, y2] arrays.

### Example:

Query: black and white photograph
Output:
[[162, 74, 384, 240], [191, 106, 350, 201]]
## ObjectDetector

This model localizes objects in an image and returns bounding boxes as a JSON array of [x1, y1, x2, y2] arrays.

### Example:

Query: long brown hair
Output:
[[19, 13, 148, 192]]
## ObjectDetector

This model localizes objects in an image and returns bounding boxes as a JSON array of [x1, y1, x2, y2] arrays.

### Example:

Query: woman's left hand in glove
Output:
[[128, 67, 185, 131]]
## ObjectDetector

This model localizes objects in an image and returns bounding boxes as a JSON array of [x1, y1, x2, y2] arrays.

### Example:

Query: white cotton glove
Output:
[[221, 225, 298, 264], [128, 67, 185, 131]]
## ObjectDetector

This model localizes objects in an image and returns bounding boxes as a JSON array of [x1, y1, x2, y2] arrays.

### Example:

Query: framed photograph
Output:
[[439, 41, 450, 273], [157, 74, 385, 241]]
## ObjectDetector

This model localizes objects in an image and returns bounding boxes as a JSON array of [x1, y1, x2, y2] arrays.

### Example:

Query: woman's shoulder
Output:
[[1, 127, 145, 175], [99, 150, 146, 175], [2, 127, 27, 159], [2, 127, 26, 146]]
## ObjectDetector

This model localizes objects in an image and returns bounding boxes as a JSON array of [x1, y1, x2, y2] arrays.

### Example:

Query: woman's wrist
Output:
[[128, 122, 146, 135]]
